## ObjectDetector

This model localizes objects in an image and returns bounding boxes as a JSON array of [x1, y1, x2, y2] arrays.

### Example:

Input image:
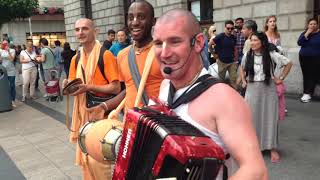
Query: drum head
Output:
[[62, 78, 82, 95], [78, 121, 94, 154], [85, 119, 123, 163]]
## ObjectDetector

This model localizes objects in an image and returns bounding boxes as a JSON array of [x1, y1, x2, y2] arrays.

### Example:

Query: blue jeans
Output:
[[7, 76, 16, 101]]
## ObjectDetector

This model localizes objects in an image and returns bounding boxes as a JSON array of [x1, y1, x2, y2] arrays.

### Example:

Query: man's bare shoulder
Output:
[[200, 82, 247, 108]]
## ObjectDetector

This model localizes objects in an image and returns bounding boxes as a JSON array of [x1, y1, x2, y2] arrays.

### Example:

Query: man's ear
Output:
[[152, 17, 156, 26], [194, 33, 205, 53], [94, 28, 100, 38]]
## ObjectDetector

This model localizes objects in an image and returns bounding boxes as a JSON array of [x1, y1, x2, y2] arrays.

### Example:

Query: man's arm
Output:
[[86, 81, 121, 94], [212, 84, 268, 180]]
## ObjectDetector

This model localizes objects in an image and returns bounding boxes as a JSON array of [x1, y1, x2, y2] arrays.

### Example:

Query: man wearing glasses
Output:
[[209, 20, 238, 89]]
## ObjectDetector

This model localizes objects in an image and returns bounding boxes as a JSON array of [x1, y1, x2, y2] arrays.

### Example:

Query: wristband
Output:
[[102, 102, 108, 111]]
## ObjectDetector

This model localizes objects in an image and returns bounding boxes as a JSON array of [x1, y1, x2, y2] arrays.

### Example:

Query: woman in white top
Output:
[[240, 32, 292, 163], [264, 15, 281, 46], [0, 39, 16, 106], [20, 41, 38, 101]]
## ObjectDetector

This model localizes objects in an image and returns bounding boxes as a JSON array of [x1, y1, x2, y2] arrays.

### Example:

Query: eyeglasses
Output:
[[226, 27, 234, 30]]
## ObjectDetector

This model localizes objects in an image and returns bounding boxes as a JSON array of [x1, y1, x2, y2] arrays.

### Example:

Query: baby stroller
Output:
[[45, 69, 62, 102]]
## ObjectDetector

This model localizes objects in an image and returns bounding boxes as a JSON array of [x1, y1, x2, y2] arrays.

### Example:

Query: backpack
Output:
[[75, 46, 108, 81]]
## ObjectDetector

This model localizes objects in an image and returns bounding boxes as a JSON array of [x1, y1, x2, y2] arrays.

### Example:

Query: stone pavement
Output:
[[0, 83, 319, 179], [0, 82, 80, 180]]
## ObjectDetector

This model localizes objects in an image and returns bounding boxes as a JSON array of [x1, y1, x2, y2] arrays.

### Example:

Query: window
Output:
[[123, 0, 135, 26], [315, 0, 320, 22], [188, 0, 213, 24], [84, 0, 92, 19]]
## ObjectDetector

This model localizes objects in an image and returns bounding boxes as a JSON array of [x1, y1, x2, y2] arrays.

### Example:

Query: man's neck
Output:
[[172, 63, 203, 90], [224, 32, 231, 37], [82, 41, 96, 56], [135, 37, 153, 48]]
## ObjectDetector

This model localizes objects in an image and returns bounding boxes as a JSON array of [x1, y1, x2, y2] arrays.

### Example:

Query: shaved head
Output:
[[75, 18, 95, 28], [156, 9, 201, 36]]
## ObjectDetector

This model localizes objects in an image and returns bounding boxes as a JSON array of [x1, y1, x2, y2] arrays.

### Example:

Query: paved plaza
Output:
[[0, 85, 319, 179]]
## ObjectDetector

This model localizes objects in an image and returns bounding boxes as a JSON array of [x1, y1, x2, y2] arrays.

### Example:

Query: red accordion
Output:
[[112, 107, 226, 180]]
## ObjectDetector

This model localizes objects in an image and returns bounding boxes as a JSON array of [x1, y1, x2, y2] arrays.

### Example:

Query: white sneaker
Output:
[[300, 94, 311, 103], [21, 96, 26, 102], [43, 93, 48, 98], [12, 101, 17, 108]]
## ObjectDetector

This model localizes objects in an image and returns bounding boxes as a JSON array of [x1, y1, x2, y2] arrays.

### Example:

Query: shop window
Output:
[[26, 32, 66, 47], [188, 0, 213, 25]]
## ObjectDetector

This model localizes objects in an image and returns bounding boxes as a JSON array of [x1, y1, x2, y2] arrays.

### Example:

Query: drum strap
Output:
[[65, 95, 76, 132]]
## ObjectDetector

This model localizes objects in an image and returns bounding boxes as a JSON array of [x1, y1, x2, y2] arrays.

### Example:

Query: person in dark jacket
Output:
[[61, 42, 76, 78], [297, 17, 320, 103]]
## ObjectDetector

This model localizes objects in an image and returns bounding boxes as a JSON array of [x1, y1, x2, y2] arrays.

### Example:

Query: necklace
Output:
[[176, 69, 202, 90], [134, 41, 153, 55]]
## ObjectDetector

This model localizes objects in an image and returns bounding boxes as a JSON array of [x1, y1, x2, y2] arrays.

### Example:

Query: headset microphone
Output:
[[163, 67, 172, 74], [162, 35, 197, 75]]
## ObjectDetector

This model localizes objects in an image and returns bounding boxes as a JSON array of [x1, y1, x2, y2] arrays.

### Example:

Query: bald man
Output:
[[64, 18, 120, 180], [153, 9, 268, 180]]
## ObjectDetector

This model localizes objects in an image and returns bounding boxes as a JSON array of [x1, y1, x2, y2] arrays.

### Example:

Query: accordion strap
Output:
[[168, 74, 221, 109]]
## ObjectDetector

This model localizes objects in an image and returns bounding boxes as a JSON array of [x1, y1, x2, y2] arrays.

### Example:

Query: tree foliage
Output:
[[0, 0, 38, 25]]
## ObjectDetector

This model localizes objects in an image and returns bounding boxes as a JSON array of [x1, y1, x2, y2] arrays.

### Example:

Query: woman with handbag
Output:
[[265, 14, 287, 119], [20, 41, 38, 101], [239, 32, 292, 163]]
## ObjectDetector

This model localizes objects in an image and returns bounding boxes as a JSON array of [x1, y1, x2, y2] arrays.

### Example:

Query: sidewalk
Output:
[[0, 85, 80, 180], [0, 82, 319, 179]]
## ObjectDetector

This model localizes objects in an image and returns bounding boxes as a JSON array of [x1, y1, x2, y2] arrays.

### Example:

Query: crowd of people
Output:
[[1, 0, 319, 179]]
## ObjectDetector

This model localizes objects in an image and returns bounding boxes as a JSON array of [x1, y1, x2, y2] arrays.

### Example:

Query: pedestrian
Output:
[[0, 39, 16, 107], [235, 17, 245, 64], [14, 44, 23, 86], [265, 15, 287, 118], [61, 42, 76, 78], [153, 9, 268, 179], [208, 20, 238, 89], [102, 29, 115, 49], [265, 15, 281, 47], [239, 32, 292, 163], [208, 24, 217, 64], [297, 17, 320, 103], [53, 40, 64, 78], [109, 29, 130, 57], [19, 41, 38, 101], [241, 20, 258, 54], [63, 18, 121, 180], [35, 38, 55, 98]]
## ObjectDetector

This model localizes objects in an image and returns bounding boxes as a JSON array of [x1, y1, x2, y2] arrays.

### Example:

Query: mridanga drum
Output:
[[78, 119, 123, 163]]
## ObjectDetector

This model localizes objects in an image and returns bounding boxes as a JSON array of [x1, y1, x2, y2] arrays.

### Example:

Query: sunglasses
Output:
[[226, 27, 234, 30]]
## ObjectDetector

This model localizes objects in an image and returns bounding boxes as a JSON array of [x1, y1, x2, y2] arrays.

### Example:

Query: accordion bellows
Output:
[[113, 107, 225, 180]]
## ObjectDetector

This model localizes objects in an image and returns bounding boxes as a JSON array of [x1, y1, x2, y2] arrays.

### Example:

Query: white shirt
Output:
[[241, 51, 291, 81], [20, 50, 37, 70]]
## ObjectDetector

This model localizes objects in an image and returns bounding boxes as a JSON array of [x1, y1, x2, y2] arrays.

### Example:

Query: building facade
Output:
[[63, 0, 320, 94], [0, 0, 66, 47]]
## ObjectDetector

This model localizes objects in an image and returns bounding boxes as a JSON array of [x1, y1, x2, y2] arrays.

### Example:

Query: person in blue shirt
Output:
[[209, 20, 238, 89], [109, 29, 130, 57], [297, 17, 320, 103]]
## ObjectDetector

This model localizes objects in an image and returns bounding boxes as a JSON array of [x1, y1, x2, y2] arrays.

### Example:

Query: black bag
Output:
[[81, 65, 115, 108], [86, 92, 115, 108]]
